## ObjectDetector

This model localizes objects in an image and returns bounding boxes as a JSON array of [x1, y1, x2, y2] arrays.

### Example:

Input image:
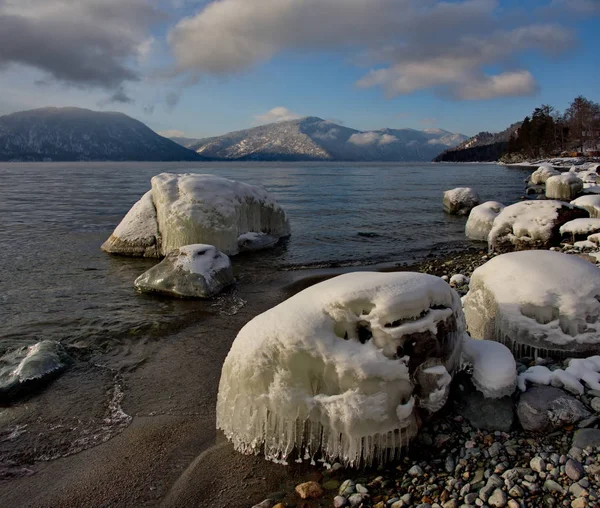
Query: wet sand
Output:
[[0, 247, 486, 508]]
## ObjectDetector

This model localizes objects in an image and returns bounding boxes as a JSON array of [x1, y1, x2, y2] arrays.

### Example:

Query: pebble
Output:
[[489, 442, 502, 458], [544, 479, 566, 495], [488, 488, 507, 508], [339, 479, 356, 497], [348, 493, 365, 507], [409, 465, 425, 477], [591, 397, 600, 412], [569, 483, 588, 497], [507, 501, 520, 508], [571, 499, 587, 508], [295, 481, 323, 500], [565, 458, 585, 481], [531, 456, 546, 473], [508, 485, 524, 498], [333, 496, 347, 508]]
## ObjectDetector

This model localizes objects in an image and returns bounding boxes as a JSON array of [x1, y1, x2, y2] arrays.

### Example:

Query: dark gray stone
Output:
[[573, 428, 600, 449], [454, 388, 514, 432]]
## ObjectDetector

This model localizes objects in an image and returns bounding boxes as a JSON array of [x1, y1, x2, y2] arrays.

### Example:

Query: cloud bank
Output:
[[255, 107, 302, 123]]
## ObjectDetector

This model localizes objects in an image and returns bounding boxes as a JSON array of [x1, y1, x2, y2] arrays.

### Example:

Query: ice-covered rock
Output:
[[488, 200, 588, 252], [101, 191, 160, 257], [463, 250, 600, 357], [0, 341, 68, 402], [461, 336, 517, 398], [217, 272, 465, 466], [529, 164, 560, 185], [517, 356, 600, 395], [560, 218, 600, 241], [134, 244, 233, 298], [571, 195, 600, 218], [449, 274, 470, 287], [578, 170, 598, 184], [103, 174, 290, 257], [465, 201, 505, 242], [443, 187, 480, 216], [545, 173, 583, 201]]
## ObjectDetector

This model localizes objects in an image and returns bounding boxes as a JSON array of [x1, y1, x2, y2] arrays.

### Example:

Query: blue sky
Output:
[[0, 0, 599, 138]]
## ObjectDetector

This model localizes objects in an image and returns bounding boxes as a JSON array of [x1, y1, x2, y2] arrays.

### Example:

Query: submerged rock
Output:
[[134, 244, 234, 298], [0, 341, 68, 403], [443, 188, 480, 216]]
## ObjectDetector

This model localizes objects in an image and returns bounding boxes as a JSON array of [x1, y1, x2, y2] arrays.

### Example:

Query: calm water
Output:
[[0, 161, 531, 350]]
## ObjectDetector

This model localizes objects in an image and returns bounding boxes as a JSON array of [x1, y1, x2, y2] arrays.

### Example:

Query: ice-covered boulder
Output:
[[217, 272, 465, 466], [101, 191, 160, 257], [529, 164, 560, 185], [463, 251, 600, 358], [545, 173, 583, 201], [560, 218, 600, 242], [518, 356, 600, 395], [103, 174, 290, 257], [443, 187, 480, 216], [465, 201, 505, 241], [0, 341, 68, 402], [488, 200, 588, 252], [134, 244, 233, 298], [571, 195, 600, 218]]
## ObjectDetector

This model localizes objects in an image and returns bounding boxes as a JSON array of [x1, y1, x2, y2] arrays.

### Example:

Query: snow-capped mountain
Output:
[[0, 107, 205, 162], [185, 117, 468, 161]]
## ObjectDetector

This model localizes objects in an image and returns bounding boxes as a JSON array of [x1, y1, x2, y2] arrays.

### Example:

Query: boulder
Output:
[[134, 244, 234, 298], [559, 218, 600, 242], [463, 251, 600, 357], [465, 201, 505, 242], [545, 173, 583, 201], [529, 164, 560, 185], [443, 188, 480, 216], [573, 428, 600, 449], [488, 200, 588, 252], [571, 195, 600, 218], [103, 173, 290, 257], [517, 386, 591, 432]]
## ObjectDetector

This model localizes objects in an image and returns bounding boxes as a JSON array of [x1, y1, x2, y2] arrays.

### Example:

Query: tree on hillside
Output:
[[565, 96, 600, 153], [530, 105, 556, 157]]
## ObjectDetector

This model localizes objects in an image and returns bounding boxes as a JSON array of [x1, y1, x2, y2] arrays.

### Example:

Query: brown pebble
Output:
[[295, 481, 324, 500]]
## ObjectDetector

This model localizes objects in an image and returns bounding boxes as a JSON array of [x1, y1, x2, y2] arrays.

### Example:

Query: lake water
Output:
[[0, 161, 532, 352]]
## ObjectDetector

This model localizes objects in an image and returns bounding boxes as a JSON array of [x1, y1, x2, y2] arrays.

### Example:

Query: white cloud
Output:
[[167, 0, 576, 100], [348, 132, 397, 146], [158, 129, 186, 138], [255, 107, 302, 124]]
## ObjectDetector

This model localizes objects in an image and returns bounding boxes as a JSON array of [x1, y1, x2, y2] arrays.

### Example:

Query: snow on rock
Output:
[[578, 170, 598, 184], [583, 184, 600, 194], [465, 201, 505, 241], [517, 356, 600, 395], [449, 274, 470, 287], [134, 244, 233, 298], [545, 173, 583, 201], [529, 164, 560, 185], [462, 250, 600, 358], [0, 341, 68, 402], [101, 191, 160, 257], [461, 336, 517, 398], [237, 232, 279, 252], [443, 187, 480, 216], [571, 195, 600, 218], [488, 200, 588, 252], [559, 218, 600, 241], [217, 271, 465, 466], [573, 240, 597, 250]]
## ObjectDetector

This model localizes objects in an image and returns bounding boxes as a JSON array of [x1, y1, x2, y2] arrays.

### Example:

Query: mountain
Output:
[[186, 117, 468, 162], [434, 122, 521, 162], [0, 107, 205, 162]]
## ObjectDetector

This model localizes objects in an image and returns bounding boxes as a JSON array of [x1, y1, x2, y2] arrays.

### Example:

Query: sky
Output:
[[0, 0, 599, 138]]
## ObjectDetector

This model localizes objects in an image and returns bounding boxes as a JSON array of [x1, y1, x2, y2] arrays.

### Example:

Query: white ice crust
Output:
[[560, 218, 600, 238], [572, 195, 600, 218], [545, 173, 583, 201], [151, 173, 290, 256], [461, 336, 517, 398], [217, 272, 465, 466], [530, 164, 560, 185], [463, 250, 600, 357], [465, 201, 505, 241], [518, 356, 600, 395], [443, 187, 480, 215]]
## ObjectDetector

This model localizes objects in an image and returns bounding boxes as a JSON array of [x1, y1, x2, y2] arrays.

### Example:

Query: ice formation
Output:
[[517, 356, 600, 395], [134, 244, 233, 298], [103, 174, 290, 257], [443, 187, 480, 216], [465, 201, 505, 241], [461, 336, 517, 398], [545, 173, 583, 201], [488, 200, 588, 252], [571, 195, 600, 218], [462, 250, 600, 358], [217, 272, 465, 466], [101, 191, 160, 257], [449, 274, 470, 287], [529, 164, 560, 185], [237, 231, 279, 252], [559, 218, 600, 241]]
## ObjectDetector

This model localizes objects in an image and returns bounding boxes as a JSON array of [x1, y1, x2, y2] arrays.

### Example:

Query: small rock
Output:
[[565, 459, 585, 481], [355, 484, 368, 495], [339, 480, 356, 497], [348, 493, 365, 508], [489, 442, 503, 458], [333, 497, 348, 508], [531, 457, 546, 473], [442, 500, 458, 508], [488, 488, 507, 508], [591, 398, 600, 412], [573, 429, 600, 449], [323, 480, 341, 490], [409, 465, 425, 477], [572, 499, 587, 508], [507, 501, 520, 508], [508, 485, 524, 498], [295, 481, 324, 500], [569, 483, 588, 498], [543, 479, 566, 495], [465, 493, 478, 504]]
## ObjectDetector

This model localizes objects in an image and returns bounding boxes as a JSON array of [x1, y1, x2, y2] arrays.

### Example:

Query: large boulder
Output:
[[443, 188, 480, 216], [103, 174, 290, 257], [134, 244, 234, 298], [463, 250, 600, 357], [571, 195, 600, 218], [545, 173, 583, 201], [529, 163, 560, 185], [465, 201, 505, 241], [559, 218, 600, 242], [488, 200, 588, 252], [217, 272, 465, 466]]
